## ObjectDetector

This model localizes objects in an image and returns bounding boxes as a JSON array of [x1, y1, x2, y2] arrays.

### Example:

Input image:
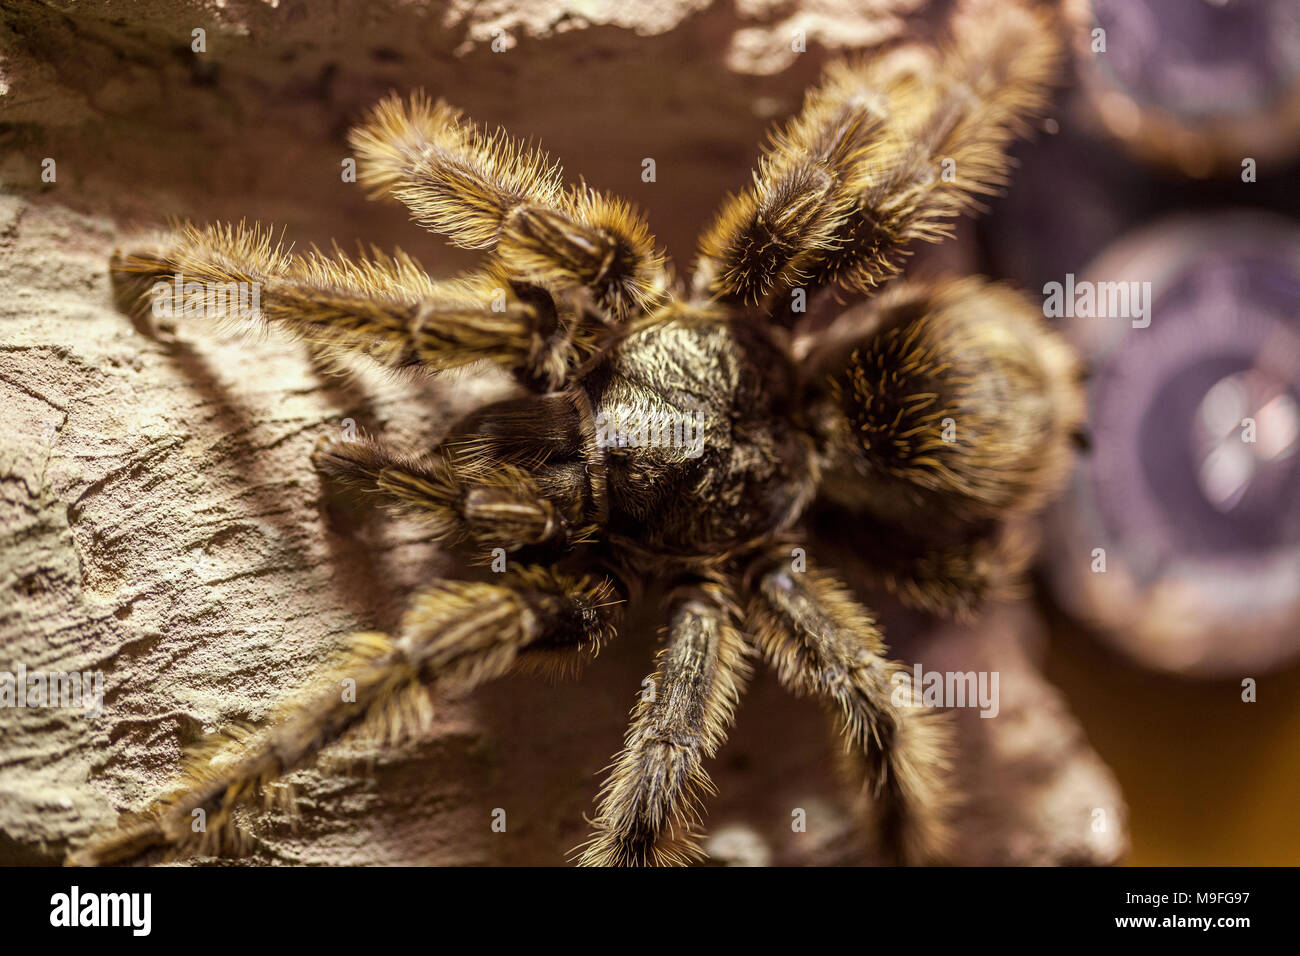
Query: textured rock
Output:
[[0, 0, 1126, 865], [907, 603, 1128, 865]]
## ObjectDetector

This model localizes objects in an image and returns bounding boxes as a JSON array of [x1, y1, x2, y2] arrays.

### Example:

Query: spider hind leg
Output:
[[746, 555, 953, 864], [111, 223, 584, 391], [578, 581, 752, 867], [69, 566, 621, 867]]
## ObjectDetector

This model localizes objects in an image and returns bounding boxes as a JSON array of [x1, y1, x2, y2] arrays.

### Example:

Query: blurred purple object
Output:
[[1067, 0, 1300, 175], [1046, 212, 1300, 675]]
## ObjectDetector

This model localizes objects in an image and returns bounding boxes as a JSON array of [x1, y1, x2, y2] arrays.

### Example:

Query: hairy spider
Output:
[[74, 1, 1082, 867]]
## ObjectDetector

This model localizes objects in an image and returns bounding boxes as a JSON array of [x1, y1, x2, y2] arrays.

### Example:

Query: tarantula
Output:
[[74, 1, 1082, 867]]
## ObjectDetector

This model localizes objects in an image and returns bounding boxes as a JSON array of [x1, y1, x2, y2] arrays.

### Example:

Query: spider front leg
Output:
[[313, 433, 574, 554], [745, 556, 952, 864], [351, 92, 668, 320], [69, 566, 621, 866], [111, 223, 579, 390], [694, 0, 1061, 311], [578, 581, 752, 866], [313, 392, 603, 558]]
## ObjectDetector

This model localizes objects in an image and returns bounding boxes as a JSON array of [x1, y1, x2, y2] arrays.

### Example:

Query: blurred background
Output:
[[1003, 0, 1300, 865]]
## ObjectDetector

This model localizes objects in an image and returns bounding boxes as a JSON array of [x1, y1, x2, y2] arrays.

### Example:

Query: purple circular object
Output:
[[1067, 0, 1300, 175], [1047, 212, 1300, 675]]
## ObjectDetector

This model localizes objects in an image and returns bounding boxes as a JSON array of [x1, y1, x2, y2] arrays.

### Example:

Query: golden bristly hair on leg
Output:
[[350, 92, 669, 319], [109, 221, 580, 386], [577, 581, 752, 866], [69, 567, 621, 867], [315, 435, 564, 549], [695, 0, 1063, 311]]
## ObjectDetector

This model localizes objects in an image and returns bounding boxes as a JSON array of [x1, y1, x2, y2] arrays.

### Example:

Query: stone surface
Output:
[[0, 0, 1126, 865]]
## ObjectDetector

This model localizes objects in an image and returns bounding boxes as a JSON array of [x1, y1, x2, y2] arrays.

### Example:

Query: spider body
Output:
[[76, 0, 1080, 867], [591, 313, 814, 558]]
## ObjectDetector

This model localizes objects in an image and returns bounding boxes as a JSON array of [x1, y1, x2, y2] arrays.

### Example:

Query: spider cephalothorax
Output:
[[76, 0, 1081, 867]]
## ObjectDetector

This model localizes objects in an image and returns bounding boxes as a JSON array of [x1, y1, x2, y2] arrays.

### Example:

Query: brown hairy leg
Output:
[[350, 92, 668, 320], [313, 434, 576, 555], [745, 557, 953, 864], [313, 392, 603, 557], [577, 581, 752, 866], [694, 1, 1061, 311], [110, 222, 579, 389], [68, 567, 621, 866]]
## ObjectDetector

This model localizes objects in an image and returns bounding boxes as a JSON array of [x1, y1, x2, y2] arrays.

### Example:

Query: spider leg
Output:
[[350, 92, 669, 319], [313, 433, 582, 556], [68, 566, 622, 867], [745, 556, 952, 864], [313, 392, 605, 559], [577, 580, 752, 866], [111, 222, 579, 389], [694, 1, 1061, 312]]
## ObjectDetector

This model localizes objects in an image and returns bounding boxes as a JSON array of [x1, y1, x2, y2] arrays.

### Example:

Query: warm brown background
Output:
[[1044, 605, 1300, 866]]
